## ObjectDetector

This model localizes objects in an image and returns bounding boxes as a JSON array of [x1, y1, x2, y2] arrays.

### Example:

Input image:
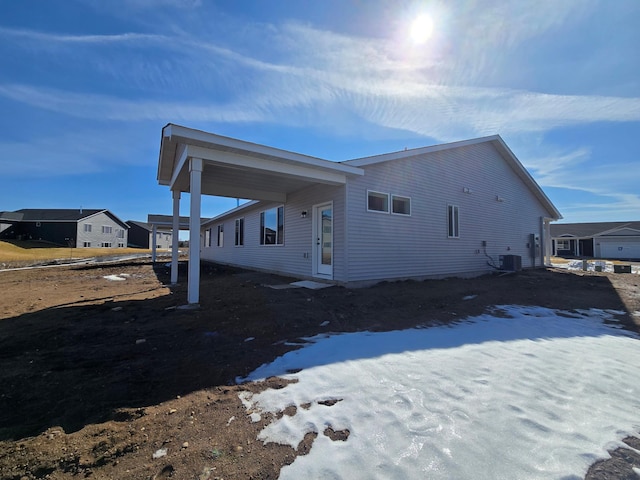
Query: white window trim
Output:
[[391, 194, 412, 216], [447, 204, 460, 238], [235, 217, 244, 247], [260, 205, 285, 246], [217, 224, 224, 247], [367, 190, 390, 214]]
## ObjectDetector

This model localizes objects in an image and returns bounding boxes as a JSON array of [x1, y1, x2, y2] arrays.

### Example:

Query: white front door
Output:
[[314, 202, 333, 277]]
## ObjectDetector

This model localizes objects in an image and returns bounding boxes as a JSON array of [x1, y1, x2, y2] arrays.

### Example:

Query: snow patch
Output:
[[240, 306, 640, 479]]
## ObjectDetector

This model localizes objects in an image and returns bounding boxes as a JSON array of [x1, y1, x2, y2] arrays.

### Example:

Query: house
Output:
[[127, 220, 174, 249], [0, 209, 129, 248], [551, 221, 640, 260], [157, 124, 561, 304]]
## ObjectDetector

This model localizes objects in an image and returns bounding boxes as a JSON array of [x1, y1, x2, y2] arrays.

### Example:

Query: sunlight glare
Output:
[[410, 14, 434, 44]]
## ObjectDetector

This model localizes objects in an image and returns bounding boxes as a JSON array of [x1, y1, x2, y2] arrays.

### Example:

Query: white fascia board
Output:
[[186, 144, 351, 185], [165, 124, 363, 177]]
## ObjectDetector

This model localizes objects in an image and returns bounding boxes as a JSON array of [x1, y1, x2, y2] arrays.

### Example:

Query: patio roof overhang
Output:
[[158, 124, 363, 202], [157, 124, 364, 305]]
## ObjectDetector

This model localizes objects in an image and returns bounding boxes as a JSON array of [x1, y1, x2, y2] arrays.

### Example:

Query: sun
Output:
[[410, 14, 434, 44]]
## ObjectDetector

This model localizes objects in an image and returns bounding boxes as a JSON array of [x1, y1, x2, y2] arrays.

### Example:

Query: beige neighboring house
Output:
[[0, 209, 128, 248]]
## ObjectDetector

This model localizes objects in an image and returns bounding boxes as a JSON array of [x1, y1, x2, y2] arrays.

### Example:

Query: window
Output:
[[367, 191, 389, 213], [118, 243, 125, 248], [447, 205, 460, 238], [204, 228, 211, 247], [217, 224, 224, 247], [392, 195, 411, 215], [102, 242, 112, 247], [83, 242, 91, 247], [235, 218, 244, 246], [102, 226, 112, 234], [84, 224, 92, 233], [260, 206, 284, 245], [557, 239, 569, 250], [116, 229, 124, 238]]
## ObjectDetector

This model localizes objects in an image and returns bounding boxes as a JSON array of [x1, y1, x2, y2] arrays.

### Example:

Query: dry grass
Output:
[[0, 240, 150, 265]]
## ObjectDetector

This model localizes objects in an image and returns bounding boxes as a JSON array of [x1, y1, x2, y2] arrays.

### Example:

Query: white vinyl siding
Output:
[[345, 142, 551, 282], [77, 212, 127, 248], [200, 184, 346, 281]]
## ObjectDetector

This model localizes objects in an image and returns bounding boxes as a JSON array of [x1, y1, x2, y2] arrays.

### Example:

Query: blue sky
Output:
[[1, 0, 638, 225]]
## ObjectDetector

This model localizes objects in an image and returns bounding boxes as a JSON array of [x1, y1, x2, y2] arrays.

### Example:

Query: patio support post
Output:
[[188, 158, 203, 305], [171, 190, 180, 285], [151, 224, 157, 263]]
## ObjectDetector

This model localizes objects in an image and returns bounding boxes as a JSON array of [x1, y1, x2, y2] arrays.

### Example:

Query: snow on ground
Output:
[[239, 306, 640, 479], [552, 259, 640, 274]]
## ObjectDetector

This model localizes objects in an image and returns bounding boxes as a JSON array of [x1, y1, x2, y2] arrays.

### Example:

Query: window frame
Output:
[[235, 218, 244, 247], [447, 204, 460, 238], [391, 195, 411, 216], [204, 228, 212, 247], [260, 206, 284, 246], [102, 225, 113, 235], [84, 224, 92, 233], [367, 190, 390, 213], [217, 224, 224, 247]]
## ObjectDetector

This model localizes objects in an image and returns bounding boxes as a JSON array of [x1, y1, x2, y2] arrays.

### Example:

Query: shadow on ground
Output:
[[0, 262, 637, 443]]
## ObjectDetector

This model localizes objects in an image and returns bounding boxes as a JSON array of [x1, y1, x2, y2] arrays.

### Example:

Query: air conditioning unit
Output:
[[499, 254, 522, 271]]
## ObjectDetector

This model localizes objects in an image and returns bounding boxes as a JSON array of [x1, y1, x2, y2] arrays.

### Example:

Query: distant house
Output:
[[0, 209, 129, 248], [551, 221, 640, 260], [127, 220, 173, 249], [157, 125, 562, 303]]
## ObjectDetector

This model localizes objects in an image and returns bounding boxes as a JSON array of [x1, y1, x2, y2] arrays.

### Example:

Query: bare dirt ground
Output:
[[0, 260, 639, 480]]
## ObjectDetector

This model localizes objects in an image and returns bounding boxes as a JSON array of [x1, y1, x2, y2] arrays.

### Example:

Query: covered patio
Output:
[[157, 124, 363, 305]]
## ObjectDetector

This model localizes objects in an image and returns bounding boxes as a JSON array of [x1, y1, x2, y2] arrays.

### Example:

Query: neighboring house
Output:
[[127, 220, 173, 249], [0, 209, 129, 248], [157, 124, 562, 302], [551, 221, 640, 260]]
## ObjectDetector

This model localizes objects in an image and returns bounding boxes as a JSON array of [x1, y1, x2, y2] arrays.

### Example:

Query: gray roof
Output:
[[14, 208, 104, 221], [127, 220, 152, 231], [0, 211, 24, 221], [551, 221, 640, 238], [2, 209, 129, 228]]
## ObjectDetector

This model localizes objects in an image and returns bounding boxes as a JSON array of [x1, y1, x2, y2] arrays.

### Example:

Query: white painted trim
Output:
[[391, 194, 412, 216], [187, 158, 203, 305], [171, 190, 180, 285], [312, 201, 334, 279], [366, 190, 390, 214]]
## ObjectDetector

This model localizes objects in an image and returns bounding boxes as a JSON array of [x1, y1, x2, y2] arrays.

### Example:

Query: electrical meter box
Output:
[[530, 233, 540, 258]]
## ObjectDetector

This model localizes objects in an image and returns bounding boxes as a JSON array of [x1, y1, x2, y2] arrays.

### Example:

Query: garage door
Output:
[[599, 240, 640, 259]]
